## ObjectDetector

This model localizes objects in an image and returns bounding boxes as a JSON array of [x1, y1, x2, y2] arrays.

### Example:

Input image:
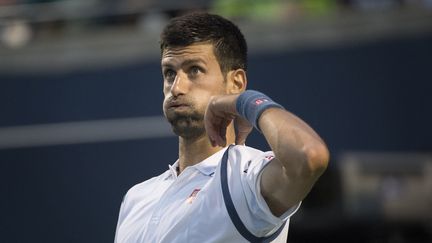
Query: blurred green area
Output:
[[212, 0, 340, 21]]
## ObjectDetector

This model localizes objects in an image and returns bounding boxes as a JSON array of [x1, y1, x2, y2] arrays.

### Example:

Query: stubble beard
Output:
[[165, 109, 206, 139]]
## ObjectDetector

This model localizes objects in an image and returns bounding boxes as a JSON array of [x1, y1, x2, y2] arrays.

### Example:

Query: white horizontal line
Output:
[[0, 116, 174, 149]]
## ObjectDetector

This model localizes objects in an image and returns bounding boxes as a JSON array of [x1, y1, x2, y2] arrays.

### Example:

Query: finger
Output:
[[204, 114, 218, 147], [218, 120, 229, 147], [235, 131, 248, 145], [208, 124, 220, 147], [234, 118, 252, 145], [209, 120, 227, 147], [234, 120, 243, 145]]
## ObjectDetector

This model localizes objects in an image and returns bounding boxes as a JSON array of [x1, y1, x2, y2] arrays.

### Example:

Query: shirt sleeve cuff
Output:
[[254, 159, 302, 224]]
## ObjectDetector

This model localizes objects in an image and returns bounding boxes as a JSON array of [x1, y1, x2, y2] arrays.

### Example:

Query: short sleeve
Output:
[[114, 193, 128, 243], [228, 145, 301, 238]]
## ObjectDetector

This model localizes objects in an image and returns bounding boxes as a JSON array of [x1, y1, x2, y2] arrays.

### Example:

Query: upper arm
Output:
[[260, 156, 326, 217], [230, 147, 299, 236]]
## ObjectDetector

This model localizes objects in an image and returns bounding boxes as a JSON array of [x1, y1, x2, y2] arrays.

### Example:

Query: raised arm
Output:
[[205, 91, 329, 216]]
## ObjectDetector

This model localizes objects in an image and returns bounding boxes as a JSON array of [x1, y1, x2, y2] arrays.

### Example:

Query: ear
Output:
[[226, 69, 247, 94]]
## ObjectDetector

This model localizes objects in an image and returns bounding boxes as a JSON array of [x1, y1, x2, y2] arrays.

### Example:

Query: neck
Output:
[[177, 123, 236, 174]]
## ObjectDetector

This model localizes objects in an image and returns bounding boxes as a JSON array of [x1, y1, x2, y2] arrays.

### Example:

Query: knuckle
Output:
[[209, 97, 218, 107]]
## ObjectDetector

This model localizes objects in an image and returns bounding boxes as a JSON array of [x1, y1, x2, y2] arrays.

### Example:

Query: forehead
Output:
[[161, 43, 217, 66]]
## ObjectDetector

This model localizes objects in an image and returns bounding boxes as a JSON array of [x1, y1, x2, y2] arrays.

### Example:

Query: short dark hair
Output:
[[160, 12, 247, 74]]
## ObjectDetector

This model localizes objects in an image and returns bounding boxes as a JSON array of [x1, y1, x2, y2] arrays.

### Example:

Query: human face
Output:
[[162, 43, 227, 139]]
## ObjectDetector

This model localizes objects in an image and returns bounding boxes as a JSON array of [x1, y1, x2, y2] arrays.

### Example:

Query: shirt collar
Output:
[[166, 160, 179, 180], [192, 146, 229, 176], [166, 146, 231, 178]]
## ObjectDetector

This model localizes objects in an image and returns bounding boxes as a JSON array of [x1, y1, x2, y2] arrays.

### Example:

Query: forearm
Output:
[[258, 107, 329, 178], [234, 89, 329, 173]]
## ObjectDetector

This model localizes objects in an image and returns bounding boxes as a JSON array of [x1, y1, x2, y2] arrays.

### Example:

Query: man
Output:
[[115, 12, 329, 243]]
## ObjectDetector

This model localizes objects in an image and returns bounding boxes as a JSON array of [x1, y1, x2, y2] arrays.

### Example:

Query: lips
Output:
[[170, 104, 187, 108], [167, 102, 190, 109]]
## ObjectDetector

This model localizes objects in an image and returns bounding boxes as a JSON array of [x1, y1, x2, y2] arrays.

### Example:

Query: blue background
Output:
[[1, 33, 431, 242]]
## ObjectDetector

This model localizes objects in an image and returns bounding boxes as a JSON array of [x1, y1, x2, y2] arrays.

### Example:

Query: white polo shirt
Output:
[[115, 145, 300, 243]]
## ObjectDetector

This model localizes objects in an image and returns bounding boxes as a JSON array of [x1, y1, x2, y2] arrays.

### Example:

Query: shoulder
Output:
[[229, 145, 274, 165], [122, 170, 170, 204], [224, 145, 275, 179], [230, 144, 263, 156]]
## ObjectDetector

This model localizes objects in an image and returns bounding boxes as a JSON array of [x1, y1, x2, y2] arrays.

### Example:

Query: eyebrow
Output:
[[162, 58, 207, 69]]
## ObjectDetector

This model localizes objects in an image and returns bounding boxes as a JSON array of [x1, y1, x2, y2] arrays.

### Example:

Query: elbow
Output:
[[303, 142, 330, 176]]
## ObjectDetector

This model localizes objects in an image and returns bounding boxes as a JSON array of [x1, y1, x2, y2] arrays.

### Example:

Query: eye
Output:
[[163, 69, 176, 82], [189, 66, 203, 77]]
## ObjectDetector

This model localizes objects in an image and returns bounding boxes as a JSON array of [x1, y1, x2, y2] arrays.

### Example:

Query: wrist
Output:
[[235, 90, 284, 131]]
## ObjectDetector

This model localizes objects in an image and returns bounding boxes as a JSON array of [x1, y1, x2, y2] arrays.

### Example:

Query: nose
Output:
[[170, 71, 189, 97]]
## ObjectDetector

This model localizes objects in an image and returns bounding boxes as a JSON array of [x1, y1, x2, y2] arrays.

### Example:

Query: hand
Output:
[[204, 94, 253, 147]]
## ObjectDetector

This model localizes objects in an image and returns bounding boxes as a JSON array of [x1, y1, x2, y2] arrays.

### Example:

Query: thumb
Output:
[[235, 131, 248, 145], [234, 118, 252, 145]]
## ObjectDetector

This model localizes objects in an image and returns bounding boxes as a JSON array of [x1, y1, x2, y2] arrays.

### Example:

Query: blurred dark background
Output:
[[1, 0, 432, 242]]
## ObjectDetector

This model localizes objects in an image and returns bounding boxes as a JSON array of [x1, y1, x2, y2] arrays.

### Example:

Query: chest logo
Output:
[[186, 188, 201, 204]]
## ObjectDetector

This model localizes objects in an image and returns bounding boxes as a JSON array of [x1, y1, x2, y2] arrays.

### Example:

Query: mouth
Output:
[[167, 103, 190, 110]]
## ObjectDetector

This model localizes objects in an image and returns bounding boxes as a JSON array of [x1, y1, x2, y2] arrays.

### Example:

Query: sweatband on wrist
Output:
[[236, 90, 284, 131]]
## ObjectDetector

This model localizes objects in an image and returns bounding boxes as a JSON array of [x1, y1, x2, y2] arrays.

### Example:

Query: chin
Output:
[[170, 118, 206, 139], [164, 106, 206, 138]]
